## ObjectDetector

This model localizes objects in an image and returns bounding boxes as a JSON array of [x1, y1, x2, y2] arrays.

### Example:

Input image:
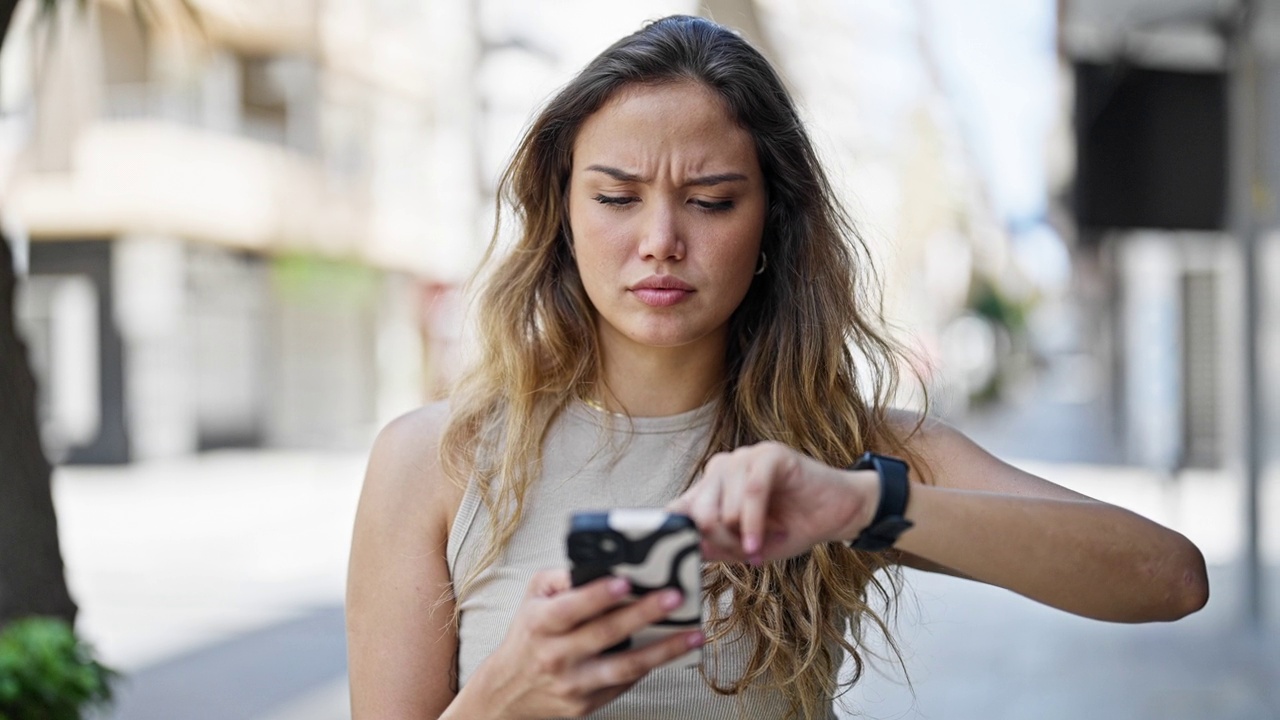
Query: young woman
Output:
[[345, 15, 1208, 720]]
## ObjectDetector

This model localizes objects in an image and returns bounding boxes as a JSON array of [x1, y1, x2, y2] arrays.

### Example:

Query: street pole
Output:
[[1226, 0, 1264, 629]]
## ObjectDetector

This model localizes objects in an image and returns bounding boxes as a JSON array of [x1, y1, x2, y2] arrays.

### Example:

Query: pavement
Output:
[[50, 399, 1280, 719], [56, 452, 361, 720]]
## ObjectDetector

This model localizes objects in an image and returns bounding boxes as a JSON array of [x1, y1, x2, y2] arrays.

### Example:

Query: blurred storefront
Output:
[[1059, 0, 1280, 470]]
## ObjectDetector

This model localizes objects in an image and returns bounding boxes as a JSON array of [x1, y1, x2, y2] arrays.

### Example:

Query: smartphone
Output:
[[566, 509, 702, 667]]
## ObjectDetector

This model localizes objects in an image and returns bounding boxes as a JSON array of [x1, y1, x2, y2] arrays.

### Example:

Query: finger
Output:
[[689, 483, 722, 534], [533, 574, 631, 634], [572, 628, 706, 691], [687, 471, 723, 535], [526, 568, 572, 599], [571, 587, 685, 656], [717, 449, 774, 554], [737, 463, 772, 562], [719, 466, 745, 534], [699, 525, 745, 562]]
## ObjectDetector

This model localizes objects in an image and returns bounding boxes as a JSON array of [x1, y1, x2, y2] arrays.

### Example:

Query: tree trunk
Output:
[[0, 232, 77, 628]]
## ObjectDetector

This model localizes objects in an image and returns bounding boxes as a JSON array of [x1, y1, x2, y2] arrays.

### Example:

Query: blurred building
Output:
[[1057, 0, 1280, 472], [2, 0, 478, 462]]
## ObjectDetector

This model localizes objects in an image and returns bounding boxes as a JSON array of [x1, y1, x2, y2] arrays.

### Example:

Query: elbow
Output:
[[1147, 540, 1210, 622], [1172, 550, 1210, 620]]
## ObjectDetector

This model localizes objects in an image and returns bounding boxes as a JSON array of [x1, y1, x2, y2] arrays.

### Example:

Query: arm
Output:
[[671, 414, 1209, 624], [884, 414, 1209, 623], [347, 404, 462, 718]]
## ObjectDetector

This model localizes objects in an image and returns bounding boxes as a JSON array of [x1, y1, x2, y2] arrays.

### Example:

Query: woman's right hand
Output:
[[457, 569, 705, 719]]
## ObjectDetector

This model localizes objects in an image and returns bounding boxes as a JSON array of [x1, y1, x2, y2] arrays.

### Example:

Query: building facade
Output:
[[3, 0, 477, 462]]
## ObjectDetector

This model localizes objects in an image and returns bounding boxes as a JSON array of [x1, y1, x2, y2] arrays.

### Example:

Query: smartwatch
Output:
[[848, 451, 914, 552]]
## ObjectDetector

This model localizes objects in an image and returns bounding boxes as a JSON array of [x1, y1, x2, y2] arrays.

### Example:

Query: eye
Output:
[[692, 198, 734, 212], [594, 194, 637, 208]]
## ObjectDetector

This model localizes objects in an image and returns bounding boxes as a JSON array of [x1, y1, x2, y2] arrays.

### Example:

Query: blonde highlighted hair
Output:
[[441, 15, 925, 719]]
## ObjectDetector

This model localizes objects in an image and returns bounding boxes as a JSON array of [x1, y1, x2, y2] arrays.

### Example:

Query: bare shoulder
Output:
[[884, 407, 1092, 500], [372, 399, 452, 464], [361, 400, 464, 537]]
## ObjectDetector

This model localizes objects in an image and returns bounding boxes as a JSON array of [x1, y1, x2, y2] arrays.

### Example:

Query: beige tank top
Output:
[[446, 401, 835, 719]]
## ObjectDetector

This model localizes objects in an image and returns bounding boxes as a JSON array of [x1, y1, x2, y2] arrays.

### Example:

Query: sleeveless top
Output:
[[447, 401, 836, 719]]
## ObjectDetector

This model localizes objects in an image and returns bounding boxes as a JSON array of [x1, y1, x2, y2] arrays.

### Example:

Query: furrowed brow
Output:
[[585, 165, 647, 183], [584, 165, 749, 188], [684, 173, 748, 187]]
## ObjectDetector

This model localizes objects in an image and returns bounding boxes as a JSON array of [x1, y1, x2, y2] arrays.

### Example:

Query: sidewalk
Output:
[[53, 447, 1278, 720], [55, 451, 362, 720]]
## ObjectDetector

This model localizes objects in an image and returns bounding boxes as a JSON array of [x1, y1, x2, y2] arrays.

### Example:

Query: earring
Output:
[[754, 251, 768, 276]]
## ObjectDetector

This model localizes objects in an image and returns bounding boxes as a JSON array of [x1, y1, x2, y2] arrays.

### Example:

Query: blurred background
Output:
[[0, 0, 1277, 718]]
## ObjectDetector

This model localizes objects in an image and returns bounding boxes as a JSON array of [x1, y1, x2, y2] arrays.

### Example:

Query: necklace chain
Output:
[[580, 392, 629, 416]]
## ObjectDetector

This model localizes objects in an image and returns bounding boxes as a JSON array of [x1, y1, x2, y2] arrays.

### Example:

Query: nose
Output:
[[637, 201, 685, 262]]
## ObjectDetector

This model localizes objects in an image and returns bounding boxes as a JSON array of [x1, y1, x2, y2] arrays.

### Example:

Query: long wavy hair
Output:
[[441, 14, 926, 719]]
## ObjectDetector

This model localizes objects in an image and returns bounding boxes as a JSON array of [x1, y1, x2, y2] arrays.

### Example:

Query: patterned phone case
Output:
[[567, 509, 702, 667]]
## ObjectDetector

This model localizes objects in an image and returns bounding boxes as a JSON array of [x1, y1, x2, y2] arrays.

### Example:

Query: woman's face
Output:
[[567, 81, 767, 358]]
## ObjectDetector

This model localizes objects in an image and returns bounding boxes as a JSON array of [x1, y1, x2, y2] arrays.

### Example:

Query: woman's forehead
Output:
[[571, 81, 758, 177]]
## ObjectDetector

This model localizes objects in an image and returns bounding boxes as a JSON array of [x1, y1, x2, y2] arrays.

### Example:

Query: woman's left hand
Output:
[[667, 442, 880, 564]]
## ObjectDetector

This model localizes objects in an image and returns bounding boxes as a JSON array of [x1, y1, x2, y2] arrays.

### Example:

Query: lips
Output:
[[630, 275, 694, 307], [632, 275, 694, 291]]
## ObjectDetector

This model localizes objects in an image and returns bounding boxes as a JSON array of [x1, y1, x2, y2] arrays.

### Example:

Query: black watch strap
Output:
[[848, 452, 914, 552]]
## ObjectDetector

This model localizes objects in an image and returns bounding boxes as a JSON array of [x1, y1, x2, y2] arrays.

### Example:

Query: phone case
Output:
[[567, 509, 702, 667]]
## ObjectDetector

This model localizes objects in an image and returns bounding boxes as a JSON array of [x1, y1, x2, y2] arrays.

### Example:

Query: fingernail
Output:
[[609, 578, 630, 596], [660, 589, 683, 609], [743, 534, 760, 555], [686, 631, 705, 648]]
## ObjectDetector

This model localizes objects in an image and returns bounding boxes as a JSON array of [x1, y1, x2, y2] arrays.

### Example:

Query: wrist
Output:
[[846, 452, 915, 551], [836, 469, 881, 544], [441, 687, 502, 720], [448, 658, 524, 720]]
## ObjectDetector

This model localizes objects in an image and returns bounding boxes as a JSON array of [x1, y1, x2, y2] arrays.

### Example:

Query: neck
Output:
[[592, 331, 726, 418]]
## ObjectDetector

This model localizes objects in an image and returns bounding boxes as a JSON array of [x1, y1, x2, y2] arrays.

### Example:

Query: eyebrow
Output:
[[584, 164, 748, 187]]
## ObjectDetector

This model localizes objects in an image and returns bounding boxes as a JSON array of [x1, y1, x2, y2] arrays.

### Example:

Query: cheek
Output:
[[569, 208, 630, 285], [714, 218, 765, 279], [566, 186, 636, 308]]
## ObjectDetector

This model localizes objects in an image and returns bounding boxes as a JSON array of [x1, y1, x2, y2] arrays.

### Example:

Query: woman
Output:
[[346, 15, 1208, 720]]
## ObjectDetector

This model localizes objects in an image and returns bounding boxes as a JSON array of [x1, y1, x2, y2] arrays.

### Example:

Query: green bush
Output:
[[0, 617, 117, 720]]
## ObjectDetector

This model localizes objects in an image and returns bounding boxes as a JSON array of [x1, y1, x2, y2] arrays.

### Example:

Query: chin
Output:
[[623, 323, 719, 350], [626, 332, 694, 349]]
